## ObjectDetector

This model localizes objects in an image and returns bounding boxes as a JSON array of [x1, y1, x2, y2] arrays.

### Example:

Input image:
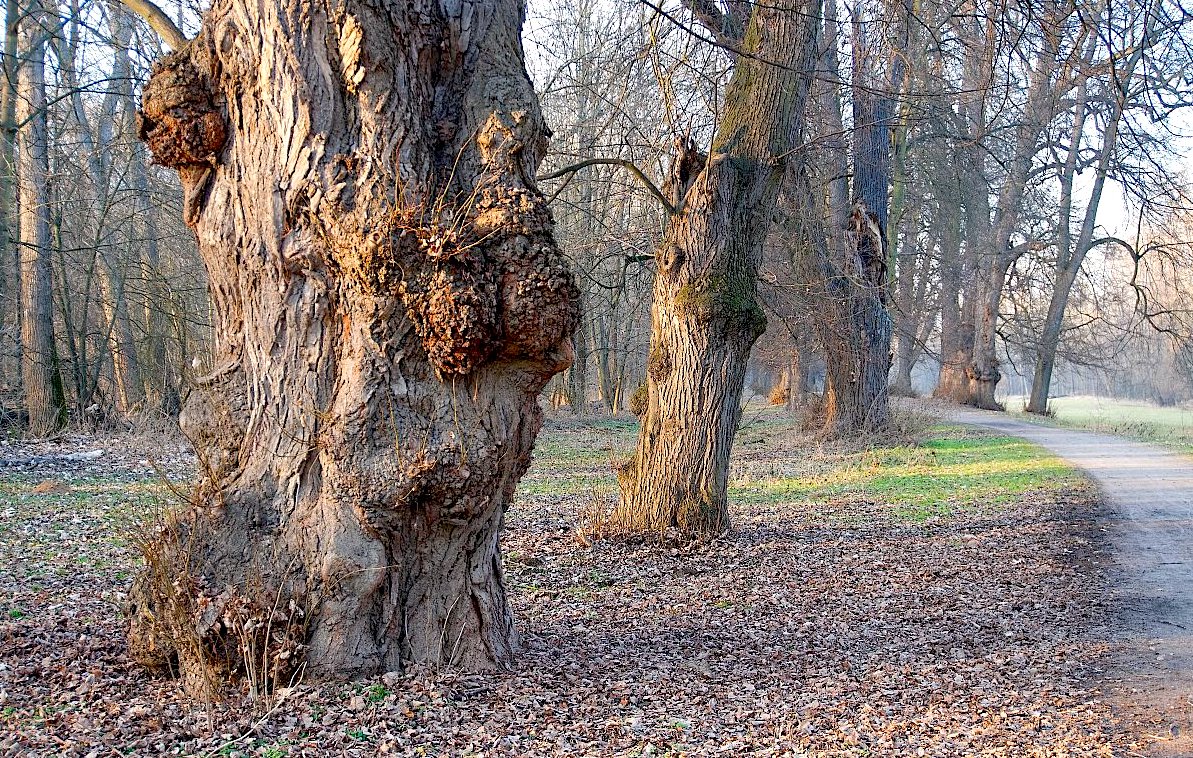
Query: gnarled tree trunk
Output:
[[965, 257, 1009, 409], [799, 190, 892, 436], [613, 2, 818, 537], [125, 0, 576, 693]]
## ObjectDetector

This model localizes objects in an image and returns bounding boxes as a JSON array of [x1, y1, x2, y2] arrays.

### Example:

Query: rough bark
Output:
[[814, 200, 893, 435], [785, 349, 809, 411], [613, 4, 818, 537], [125, 0, 577, 692], [931, 159, 966, 402], [17, 0, 66, 436], [565, 296, 589, 414], [965, 258, 1009, 409]]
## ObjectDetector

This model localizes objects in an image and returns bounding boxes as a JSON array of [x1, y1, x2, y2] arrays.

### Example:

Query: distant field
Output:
[[1003, 394, 1193, 449]]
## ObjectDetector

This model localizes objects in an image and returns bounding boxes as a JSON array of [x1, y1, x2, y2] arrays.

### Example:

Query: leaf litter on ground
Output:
[[0, 409, 1159, 756]]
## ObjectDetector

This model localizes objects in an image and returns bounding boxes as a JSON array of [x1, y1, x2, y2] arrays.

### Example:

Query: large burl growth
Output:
[[126, 0, 576, 695]]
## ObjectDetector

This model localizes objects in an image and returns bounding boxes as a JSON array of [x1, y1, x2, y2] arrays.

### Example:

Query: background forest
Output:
[[1, 0, 1192, 431]]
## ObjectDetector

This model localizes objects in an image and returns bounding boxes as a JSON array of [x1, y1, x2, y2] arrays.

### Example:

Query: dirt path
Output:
[[944, 405, 1193, 755]]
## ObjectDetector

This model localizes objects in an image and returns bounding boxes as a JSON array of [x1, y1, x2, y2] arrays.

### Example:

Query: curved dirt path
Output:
[[943, 406, 1193, 755]]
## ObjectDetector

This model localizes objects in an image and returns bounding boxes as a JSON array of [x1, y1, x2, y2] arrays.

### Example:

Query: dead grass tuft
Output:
[[126, 510, 307, 706]]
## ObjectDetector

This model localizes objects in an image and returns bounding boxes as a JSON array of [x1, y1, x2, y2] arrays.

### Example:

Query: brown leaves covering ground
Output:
[[0, 414, 1155, 756]]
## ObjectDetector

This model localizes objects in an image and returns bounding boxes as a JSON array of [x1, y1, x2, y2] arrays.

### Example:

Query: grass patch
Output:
[[729, 425, 1080, 522], [1005, 394, 1193, 452], [0, 471, 178, 592], [518, 406, 1081, 526], [516, 418, 639, 499]]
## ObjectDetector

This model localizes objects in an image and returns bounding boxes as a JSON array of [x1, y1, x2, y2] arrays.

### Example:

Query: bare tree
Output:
[[531, 0, 673, 416], [801, 0, 904, 435], [933, 0, 1071, 408], [17, 0, 66, 434], [612, 0, 820, 536], [0, 0, 19, 391], [53, 0, 146, 414], [1026, 0, 1186, 413]]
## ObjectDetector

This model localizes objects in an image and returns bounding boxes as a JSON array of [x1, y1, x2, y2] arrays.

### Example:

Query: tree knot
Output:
[[138, 52, 227, 224], [138, 53, 227, 170]]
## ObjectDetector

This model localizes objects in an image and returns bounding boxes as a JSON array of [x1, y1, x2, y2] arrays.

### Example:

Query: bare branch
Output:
[[537, 157, 676, 216], [118, 0, 187, 50], [1089, 236, 1139, 257], [680, 0, 743, 49]]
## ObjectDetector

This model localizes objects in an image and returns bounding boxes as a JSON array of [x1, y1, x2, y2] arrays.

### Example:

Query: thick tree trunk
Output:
[[932, 182, 966, 402], [126, 0, 577, 693], [802, 0, 894, 437], [818, 249, 892, 435], [17, 1, 66, 436], [822, 316, 893, 432], [785, 349, 808, 411], [891, 332, 915, 395], [612, 3, 817, 537], [936, 317, 973, 400], [937, 107, 995, 408], [814, 201, 893, 435], [965, 261, 1007, 410]]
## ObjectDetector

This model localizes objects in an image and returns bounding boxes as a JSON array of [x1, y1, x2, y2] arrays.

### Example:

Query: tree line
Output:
[[2, 0, 210, 436], [536, 0, 1193, 421]]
